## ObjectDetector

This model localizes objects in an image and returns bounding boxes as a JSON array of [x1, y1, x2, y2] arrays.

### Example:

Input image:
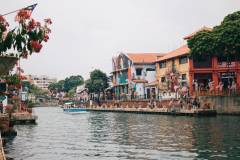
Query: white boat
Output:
[[63, 102, 87, 113]]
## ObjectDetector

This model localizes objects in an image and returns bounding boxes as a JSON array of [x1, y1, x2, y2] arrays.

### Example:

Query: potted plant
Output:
[[0, 8, 52, 75]]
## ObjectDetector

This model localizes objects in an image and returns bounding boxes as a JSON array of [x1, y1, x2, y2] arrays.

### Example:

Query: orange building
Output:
[[183, 27, 240, 95], [156, 27, 240, 96], [189, 55, 240, 95]]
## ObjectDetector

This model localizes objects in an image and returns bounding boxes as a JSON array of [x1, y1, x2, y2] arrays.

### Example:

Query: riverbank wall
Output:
[[0, 134, 6, 160], [85, 96, 240, 115], [200, 96, 240, 115], [85, 107, 216, 116], [0, 114, 16, 137], [0, 114, 10, 136], [87, 99, 212, 110], [84, 99, 216, 116]]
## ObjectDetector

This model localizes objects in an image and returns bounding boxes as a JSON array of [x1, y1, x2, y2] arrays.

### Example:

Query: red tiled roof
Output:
[[183, 26, 212, 40], [156, 44, 189, 62], [127, 53, 165, 64]]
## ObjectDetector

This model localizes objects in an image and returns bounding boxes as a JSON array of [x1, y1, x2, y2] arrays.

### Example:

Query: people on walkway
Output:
[[191, 97, 200, 109], [193, 80, 199, 95], [216, 81, 223, 94], [181, 84, 188, 99], [208, 80, 215, 95], [230, 80, 237, 95]]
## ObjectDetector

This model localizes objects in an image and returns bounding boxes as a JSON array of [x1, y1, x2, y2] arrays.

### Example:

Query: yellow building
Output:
[[156, 44, 190, 92]]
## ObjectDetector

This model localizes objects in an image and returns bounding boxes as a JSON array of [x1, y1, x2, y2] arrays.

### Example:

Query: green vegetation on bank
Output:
[[85, 69, 109, 100], [48, 75, 84, 96]]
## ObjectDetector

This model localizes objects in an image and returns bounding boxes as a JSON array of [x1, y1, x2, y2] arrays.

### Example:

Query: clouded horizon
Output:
[[2, 0, 240, 80]]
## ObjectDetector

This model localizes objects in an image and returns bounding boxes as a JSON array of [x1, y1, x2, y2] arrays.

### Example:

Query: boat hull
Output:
[[63, 108, 87, 113]]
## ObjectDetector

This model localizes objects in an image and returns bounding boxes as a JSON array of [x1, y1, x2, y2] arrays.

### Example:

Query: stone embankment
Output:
[[86, 107, 216, 116], [0, 114, 7, 160], [85, 99, 216, 116], [200, 96, 240, 115], [0, 134, 6, 160], [11, 112, 37, 124]]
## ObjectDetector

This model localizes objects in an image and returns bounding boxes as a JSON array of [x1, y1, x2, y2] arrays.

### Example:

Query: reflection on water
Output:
[[4, 107, 240, 160]]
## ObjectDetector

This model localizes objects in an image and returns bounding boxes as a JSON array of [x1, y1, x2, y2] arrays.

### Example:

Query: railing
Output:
[[193, 89, 240, 97]]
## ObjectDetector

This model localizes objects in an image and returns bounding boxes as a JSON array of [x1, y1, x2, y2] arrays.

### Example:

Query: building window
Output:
[[179, 56, 188, 64], [161, 77, 166, 82], [136, 68, 142, 76], [182, 74, 187, 80], [159, 61, 166, 68]]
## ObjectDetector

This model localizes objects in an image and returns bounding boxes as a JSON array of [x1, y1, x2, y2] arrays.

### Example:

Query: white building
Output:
[[27, 75, 57, 90], [112, 52, 165, 99]]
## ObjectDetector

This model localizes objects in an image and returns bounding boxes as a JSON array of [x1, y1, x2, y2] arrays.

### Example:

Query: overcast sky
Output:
[[1, 0, 240, 80]]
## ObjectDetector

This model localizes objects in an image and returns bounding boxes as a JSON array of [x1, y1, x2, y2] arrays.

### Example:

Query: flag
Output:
[[24, 3, 37, 12], [23, 3, 37, 15]]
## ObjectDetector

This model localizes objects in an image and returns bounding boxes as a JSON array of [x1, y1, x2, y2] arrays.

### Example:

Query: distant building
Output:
[[26, 75, 57, 90], [76, 84, 89, 102]]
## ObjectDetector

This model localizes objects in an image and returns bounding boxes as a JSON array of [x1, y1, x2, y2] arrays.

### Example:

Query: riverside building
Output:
[[111, 52, 165, 100], [155, 27, 240, 97]]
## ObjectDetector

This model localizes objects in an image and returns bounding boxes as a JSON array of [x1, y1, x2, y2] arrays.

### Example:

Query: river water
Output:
[[4, 107, 240, 160]]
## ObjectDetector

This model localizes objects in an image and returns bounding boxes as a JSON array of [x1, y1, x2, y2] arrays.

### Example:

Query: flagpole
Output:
[[0, 3, 37, 17]]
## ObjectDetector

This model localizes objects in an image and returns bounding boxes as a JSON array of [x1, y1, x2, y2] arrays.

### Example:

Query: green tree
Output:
[[188, 11, 240, 60], [85, 69, 108, 100], [48, 80, 64, 92], [68, 88, 76, 98], [29, 84, 48, 96], [63, 75, 84, 92]]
